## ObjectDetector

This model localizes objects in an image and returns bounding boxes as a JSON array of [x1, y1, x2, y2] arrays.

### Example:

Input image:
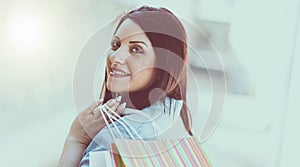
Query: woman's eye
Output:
[[129, 46, 143, 54], [111, 40, 120, 51]]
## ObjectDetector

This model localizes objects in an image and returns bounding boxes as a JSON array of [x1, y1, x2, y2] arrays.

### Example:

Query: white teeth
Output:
[[113, 70, 128, 76]]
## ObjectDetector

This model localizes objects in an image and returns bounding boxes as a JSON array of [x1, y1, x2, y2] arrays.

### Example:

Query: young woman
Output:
[[58, 6, 192, 167]]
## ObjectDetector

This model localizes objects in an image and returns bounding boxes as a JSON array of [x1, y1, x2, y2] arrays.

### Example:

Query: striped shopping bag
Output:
[[97, 104, 212, 167], [109, 137, 212, 167]]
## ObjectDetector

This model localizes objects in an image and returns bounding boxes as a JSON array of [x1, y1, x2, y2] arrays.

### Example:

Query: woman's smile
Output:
[[110, 67, 131, 78]]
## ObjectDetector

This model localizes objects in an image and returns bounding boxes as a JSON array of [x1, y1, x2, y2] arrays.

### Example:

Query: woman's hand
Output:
[[68, 96, 126, 146], [58, 97, 126, 167]]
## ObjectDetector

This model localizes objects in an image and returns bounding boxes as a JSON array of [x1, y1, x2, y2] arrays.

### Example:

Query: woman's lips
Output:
[[110, 67, 131, 78]]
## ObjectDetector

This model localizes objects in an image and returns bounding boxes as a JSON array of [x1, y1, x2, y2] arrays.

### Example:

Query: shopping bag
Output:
[[109, 137, 212, 167], [90, 151, 113, 167], [94, 103, 213, 167]]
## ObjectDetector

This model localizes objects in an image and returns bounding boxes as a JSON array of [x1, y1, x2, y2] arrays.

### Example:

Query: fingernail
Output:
[[115, 96, 122, 102], [121, 102, 126, 109]]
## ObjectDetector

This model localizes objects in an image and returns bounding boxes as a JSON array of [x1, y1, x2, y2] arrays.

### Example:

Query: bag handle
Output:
[[97, 103, 165, 140], [99, 104, 142, 140]]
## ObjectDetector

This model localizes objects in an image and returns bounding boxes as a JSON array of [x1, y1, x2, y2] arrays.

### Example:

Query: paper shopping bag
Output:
[[90, 151, 113, 167], [109, 136, 213, 167]]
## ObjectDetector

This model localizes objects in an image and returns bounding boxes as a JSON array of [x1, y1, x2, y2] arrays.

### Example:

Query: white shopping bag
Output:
[[90, 151, 113, 167]]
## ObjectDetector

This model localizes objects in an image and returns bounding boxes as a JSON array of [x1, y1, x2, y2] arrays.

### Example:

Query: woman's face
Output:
[[106, 19, 156, 93]]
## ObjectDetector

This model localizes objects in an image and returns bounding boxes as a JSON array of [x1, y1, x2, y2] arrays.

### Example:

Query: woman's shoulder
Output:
[[122, 97, 183, 139], [143, 97, 183, 116], [123, 97, 183, 119]]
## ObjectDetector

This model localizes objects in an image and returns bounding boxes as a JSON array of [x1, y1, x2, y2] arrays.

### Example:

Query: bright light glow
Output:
[[5, 11, 48, 54]]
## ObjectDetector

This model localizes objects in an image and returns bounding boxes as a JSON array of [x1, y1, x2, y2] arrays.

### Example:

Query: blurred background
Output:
[[0, 0, 299, 166]]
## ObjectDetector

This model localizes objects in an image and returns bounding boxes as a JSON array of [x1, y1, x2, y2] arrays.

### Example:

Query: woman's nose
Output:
[[110, 47, 127, 65]]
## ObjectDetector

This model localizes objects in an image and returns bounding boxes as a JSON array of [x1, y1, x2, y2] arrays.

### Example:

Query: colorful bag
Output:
[[109, 137, 212, 167], [96, 104, 213, 167]]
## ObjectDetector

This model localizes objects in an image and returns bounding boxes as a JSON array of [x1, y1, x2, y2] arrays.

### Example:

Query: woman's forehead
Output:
[[114, 19, 150, 43]]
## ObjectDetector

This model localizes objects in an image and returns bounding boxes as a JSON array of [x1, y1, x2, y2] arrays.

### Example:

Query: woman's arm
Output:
[[58, 135, 88, 167], [58, 100, 103, 167], [58, 97, 125, 167]]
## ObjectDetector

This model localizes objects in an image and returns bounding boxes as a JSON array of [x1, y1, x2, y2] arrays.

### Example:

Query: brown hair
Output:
[[100, 6, 193, 136]]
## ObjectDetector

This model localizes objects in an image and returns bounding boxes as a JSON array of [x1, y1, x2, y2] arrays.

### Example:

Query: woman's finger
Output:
[[104, 99, 115, 108], [92, 107, 101, 118], [105, 96, 122, 112], [115, 102, 126, 116], [87, 99, 103, 111]]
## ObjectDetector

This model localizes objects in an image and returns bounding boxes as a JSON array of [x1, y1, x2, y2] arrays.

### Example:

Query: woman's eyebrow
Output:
[[113, 36, 148, 47], [129, 41, 148, 47]]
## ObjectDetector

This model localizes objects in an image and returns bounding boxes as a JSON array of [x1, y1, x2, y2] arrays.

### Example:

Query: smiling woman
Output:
[[58, 5, 192, 167], [106, 19, 156, 93]]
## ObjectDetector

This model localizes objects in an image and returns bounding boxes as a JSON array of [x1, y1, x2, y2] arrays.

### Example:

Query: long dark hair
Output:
[[100, 6, 193, 136]]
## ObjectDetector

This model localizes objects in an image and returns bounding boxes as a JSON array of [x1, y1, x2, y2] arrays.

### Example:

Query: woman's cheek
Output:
[[130, 69, 154, 90], [106, 54, 111, 66]]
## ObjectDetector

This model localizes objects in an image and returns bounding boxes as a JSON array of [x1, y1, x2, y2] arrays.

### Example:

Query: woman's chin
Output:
[[106, 83, 128, 93]]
